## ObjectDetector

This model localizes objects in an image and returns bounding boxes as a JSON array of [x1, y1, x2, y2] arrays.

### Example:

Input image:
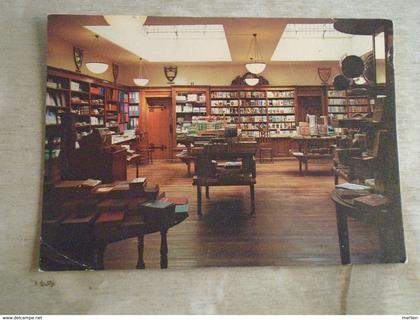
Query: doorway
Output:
[[145, 96, 172, 159]]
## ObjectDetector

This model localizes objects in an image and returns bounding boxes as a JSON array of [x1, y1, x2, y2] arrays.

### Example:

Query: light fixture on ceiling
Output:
[[245, 33, 266, 74], [244, 72, 259, 86], [133, 57, 149, 86], [85, 34, 109, 74]]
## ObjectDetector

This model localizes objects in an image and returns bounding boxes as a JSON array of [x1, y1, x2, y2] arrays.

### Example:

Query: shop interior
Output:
[[41, 16, 405, 270]]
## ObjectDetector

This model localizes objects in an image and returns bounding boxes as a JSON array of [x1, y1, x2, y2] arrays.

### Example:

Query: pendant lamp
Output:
[[133, 57, 149, 86], [85, 35, 109, 74], [244, 72, 259, 86], [245, 33, 266, 74]]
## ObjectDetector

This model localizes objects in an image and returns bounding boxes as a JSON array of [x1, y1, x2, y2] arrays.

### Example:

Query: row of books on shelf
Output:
[[348, 106, 371, 113], [107, 103, 119, 111], [328, 90, 346, 97], [348, 98, 369, 105], [71, 96, 89, 104], [90, 86, 105, 96], [269, 115, 295, 122], [176, 105, 206, 113], [239, 107, 266, 114], [211, 99, 239, 107], [129, 92, 140, 103], [176, 94, 206, 103], [118, 113, 129, 123], [267, 99, 294, 106], [328, 98, 347, 105], [211, 107, 238, 115], [268, 107, 294, 114], [47, 78, 67, 90], [211, 90, 295, 99], [240, 116, 267, 122], [91, 98, 104, 106], [46, 92, 67, 108], [119, 123, 128, 131], [70, 80, 89, 92], [106, 89, 121, 101], [128, 105, 140, 116], [266, 91, 294, 98], [241, 100, 267, 107], [73, 105, 90, 115], [328, 106, 347, 113], [90, 117, 104, 126], [45, 110, 61, 125], [129, 117, 139, 128], [269, 122, 296, 130], [330, 113, 348, 119], [91, 108, 104, 116]]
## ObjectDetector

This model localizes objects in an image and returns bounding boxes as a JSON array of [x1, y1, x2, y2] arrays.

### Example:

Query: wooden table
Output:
[[41, 181, 188, 270], [330, 190, 396, 264], [291, 135, 337, 175], [193, 150, 257, 216]]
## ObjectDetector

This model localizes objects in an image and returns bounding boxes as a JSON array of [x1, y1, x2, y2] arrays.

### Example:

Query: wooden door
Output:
[[146, 100, 172, 159]]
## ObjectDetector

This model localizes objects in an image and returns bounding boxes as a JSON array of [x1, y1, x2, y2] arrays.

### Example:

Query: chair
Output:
[[258, 127, 273, 163], [135, 131, 153, 165]]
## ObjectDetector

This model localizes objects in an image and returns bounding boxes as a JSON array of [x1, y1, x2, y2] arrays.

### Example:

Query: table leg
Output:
[[136, 160, 139, 178], [250, 184, 255, 215], [197, 185, 202, 216], [186, 161, 191, 177], [304, 158, 308, 175], [335, 207, 351, 264], [298, 158, 303, 175], [136, 235, 145, 269], [160, 230, 168, 269], [94, 243, 106, 270], [205, 186, 210, 199]]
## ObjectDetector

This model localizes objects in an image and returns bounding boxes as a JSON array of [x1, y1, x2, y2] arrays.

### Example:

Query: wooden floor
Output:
[[105, 159, 380, 269]]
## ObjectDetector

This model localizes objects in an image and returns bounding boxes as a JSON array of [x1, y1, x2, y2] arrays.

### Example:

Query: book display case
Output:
[[328, 88, 372, 119], [128, 91, 140, 129], [174, 88, 209, 142], [210, 87, 296, 138]]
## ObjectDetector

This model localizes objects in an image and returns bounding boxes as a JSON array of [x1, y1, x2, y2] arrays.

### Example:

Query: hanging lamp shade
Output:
[[133, 57, 149, 86], [244, 77, 259, 86], [86, 62, 109, 74], [85, 35, 109, 74], [245, 61, 266, 74], [245, 33, 266, 74], [133, 78, 149, 86]]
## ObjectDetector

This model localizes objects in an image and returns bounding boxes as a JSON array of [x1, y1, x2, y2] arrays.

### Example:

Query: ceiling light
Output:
[[133, 57, 149, 86], [85, 62, 109, 74], [245, 33, 266, 74], [133, 78, 149, 86], [85, 34, 109, 74], [244, 77, 259, 86]]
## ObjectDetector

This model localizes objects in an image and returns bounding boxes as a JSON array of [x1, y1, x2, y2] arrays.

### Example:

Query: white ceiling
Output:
[[48, 16, 376, 66]]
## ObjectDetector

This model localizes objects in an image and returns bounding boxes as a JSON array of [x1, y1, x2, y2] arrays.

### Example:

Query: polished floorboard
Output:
[[105, 159, 380, 269]]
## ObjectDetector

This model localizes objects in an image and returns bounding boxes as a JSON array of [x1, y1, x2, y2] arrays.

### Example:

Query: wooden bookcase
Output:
[[173, 86, 210, 143], [127, 91, 140, 129], [209, 86, 297, 138], [327, 87, 373, 119]]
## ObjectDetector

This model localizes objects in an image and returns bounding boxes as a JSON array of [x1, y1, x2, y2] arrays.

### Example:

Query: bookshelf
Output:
[[328, 88, 372, 119], [210, 87, 296, 138], [128, 91, 140, 129], [175, 88, 208, 142]]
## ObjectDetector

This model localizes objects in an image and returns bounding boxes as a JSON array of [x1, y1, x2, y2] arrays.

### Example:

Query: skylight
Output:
[[85, 23, 232, 62], [271, 24, 373, 61]]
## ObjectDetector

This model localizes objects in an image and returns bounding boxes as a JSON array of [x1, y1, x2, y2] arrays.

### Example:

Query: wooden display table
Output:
[[41, 181, 188, 270], [193, 149, 257, 216], [291, 135, 337, 175]]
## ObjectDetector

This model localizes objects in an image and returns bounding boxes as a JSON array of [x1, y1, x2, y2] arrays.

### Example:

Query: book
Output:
[[81, 179, 102, 188], [335, 188, 372, 199], [144, 184, 160, 199], [130, 177, 147, 185], [335, 182, 372, 191], [96, 211, 125, 223], [161, 197, 188, 205], [353, 194, 390, 210]]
